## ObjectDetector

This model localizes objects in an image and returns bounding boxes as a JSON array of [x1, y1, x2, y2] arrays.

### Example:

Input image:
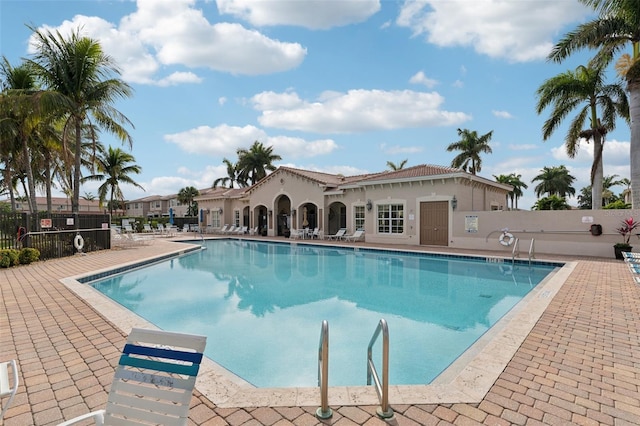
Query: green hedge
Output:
[[0, 247, 40, 268]]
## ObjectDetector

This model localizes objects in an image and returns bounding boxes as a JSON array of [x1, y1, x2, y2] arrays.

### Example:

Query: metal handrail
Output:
[[367, 319, 393, 418], [511, 237, 520, 263], [316, 320, 332, 419], [22, 227, 110, 236], [529, 239, 536, 264]]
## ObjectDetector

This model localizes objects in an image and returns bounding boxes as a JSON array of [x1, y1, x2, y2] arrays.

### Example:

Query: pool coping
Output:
[[60, 239, 575, 408]]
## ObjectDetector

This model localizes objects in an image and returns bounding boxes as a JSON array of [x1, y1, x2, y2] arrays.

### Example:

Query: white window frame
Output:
[[377, 204, 404, 234], [354, 205, 365, 230], [211, 211, 221, 228]]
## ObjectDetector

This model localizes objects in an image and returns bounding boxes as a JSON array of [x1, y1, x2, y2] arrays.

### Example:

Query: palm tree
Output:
[[620, 177, 632, 203], [532, 165, 577, 198], [236, 141, 281, 186], [602, 174, 625, 205], [509, 174, 529, 210], [81, 146, 144, 216], [0, 58, 41, 214], [213, 158, 238, 188], [446, 128, 493, 175], [386, 159, 408, 171], [178, 186, 199, 217], [494, 173, 529, 210], [27, 26, 134, 215], [533, 195, 571, 210], [536, 64, 629, 210], [548, 0, 640, 207], [577, 185, 594, 209]]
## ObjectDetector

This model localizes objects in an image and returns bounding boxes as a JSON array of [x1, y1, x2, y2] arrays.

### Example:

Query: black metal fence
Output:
[[0, 212, 111, 260]]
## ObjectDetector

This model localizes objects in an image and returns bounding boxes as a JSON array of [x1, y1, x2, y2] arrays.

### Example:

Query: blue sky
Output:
[[1, 0, 633, 209]]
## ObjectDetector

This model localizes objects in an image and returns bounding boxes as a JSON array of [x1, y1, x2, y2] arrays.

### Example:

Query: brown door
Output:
[[420, 201, 448, 246]]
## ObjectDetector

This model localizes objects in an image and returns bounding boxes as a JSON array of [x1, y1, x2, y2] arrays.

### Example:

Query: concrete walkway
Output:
[[1, 237, 639, 425]]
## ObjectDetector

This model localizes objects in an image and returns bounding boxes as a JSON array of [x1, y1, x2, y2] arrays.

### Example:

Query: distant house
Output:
[[124, 194, 190, 218], [195, 164, 511, 246], [2, 197, 102, 213]]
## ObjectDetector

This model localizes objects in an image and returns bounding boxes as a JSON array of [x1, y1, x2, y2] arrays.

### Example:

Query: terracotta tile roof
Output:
[[357, 164, 463, 183], [275, 166, 385, 187]]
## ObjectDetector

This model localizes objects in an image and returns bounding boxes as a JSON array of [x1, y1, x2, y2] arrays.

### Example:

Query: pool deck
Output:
[[1, 235, 639, 425]]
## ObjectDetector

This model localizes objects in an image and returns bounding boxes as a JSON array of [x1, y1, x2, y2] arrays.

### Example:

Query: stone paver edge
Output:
[[58, 245, 576, 409]]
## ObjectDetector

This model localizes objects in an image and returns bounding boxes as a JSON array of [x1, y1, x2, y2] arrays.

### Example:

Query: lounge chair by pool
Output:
[[58, 328, 206, 426]]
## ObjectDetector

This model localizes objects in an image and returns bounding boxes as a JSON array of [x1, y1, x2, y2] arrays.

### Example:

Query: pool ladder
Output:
[[316, 319, 393, 420], [367, 319, 393, 418], [511, 238, 535, 265], [316, 320, 332, 419]]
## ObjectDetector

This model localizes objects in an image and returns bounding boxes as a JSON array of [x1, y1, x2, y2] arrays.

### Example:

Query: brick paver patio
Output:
[[1, 238, 639, 425]]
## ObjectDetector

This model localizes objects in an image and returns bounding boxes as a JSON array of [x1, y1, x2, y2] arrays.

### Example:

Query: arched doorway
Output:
[[275, 195, 292, 236], [327, 202, 346, 235], [297, 203, 318, 230], [253, 205, 268, 236]]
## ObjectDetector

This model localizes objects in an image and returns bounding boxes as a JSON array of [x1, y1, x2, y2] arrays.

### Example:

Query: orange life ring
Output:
[[16, 227, 26, 242]]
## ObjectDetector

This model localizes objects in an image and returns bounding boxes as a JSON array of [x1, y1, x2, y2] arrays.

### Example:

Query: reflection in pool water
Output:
[[91, 240, 558, 387]]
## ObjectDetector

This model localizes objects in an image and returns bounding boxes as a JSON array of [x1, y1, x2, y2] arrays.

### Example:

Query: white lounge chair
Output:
[[249, 226, 259, 235], [143, 223, 153, 233], [344, 229, 365, 242], [312, 228, 323, 239], [58, 328, 206, 426], [290, 229, 304, 239], [0, 359, 18, 420], [326, 228, 347, 240], [235, 226, 248, 235], [224, 225, 237, 235], [217, 224, 229, 234], [111, 229, 132, 248]]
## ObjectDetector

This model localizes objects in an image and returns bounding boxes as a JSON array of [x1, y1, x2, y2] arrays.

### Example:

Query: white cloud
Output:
[[492, 110, 513, 119], [216, 0, 381, 29], [508, 144, 538, 151], [156, 72, 203, 86], [252, 89, 471, 133], [218, 97, 227, 106], [380, 144, 423, 155], [30, 0, 306, 85], [452, 79, 464, 88], [396, 0, 590, 62], [165, 124, 267, 156], [409, 71, 438, 88], [164, 124, 338, 159]]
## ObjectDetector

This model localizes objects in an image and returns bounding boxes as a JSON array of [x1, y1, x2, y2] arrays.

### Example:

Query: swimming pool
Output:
[[87, 239, 559, 388]]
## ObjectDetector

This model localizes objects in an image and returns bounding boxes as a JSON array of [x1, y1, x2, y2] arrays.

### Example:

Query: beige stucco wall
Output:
[[450, 209, 638, 259], [197, 170, 511, 239]]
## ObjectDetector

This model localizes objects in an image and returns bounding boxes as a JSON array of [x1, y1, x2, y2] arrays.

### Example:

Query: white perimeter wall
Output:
[[451, 209, 640, 259]]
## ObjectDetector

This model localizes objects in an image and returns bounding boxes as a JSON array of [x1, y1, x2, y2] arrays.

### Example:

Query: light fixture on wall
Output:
[[218, 207, 223, 214], [451, 195, 457, 210], [366, 199, 372, 211], [291, 208, 296, 214], [268, 209, 273, 216]]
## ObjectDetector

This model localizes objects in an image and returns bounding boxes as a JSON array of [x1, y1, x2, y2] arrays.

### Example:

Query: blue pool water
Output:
[[89, 239, 558, 388]]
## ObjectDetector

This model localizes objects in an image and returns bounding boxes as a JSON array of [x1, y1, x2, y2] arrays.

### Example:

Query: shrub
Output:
[[8, 249, 19, 266], [0, 249, 19, 268], [19, 247, 40, 265], [0, 252, 10, 268]]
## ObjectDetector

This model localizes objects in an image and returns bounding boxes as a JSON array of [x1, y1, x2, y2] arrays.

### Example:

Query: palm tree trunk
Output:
[[44, 151, 53, 213], [72, 118, 82, 215], [20, 134, 38, 215], [2, 164, 17, 212], [630, 78, 640, 208], [591, 133, 604, 210]]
